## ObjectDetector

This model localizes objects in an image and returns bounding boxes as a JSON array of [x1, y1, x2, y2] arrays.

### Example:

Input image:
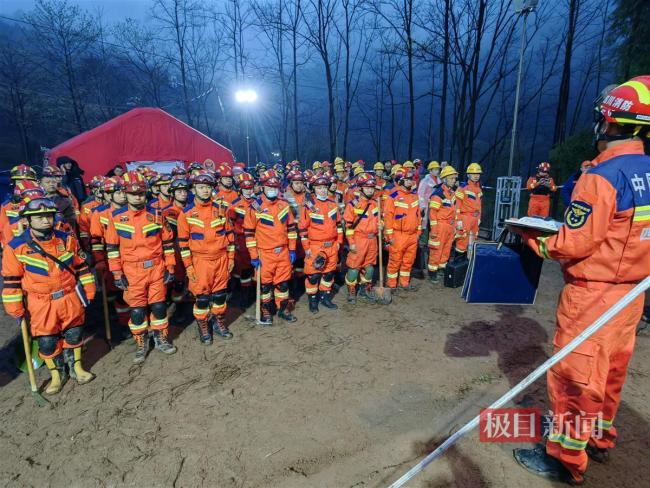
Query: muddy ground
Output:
[[0, 261, 648, 488]]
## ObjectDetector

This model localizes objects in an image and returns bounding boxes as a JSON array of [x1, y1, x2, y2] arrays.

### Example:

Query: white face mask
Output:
[[265, 188, 279, 199], [315, 186, 328, 200]]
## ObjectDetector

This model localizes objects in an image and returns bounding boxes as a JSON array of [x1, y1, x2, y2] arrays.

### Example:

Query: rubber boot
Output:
[[320, 291, 338, 309], [278, 300, 297, 322], [153, 329, 177, 354], [212, 314, 233, 339], [513, 444, 584, 485], [259, 301, 273, 326], [586, 443, 609, 464], [63, 348, 95, 384], [44, 354, 68, 395], [429, 270, 440, 284], [197, 318, 212, 345], [347, 285, 357, 304], [133, 333, 149, 364], [308, 294, 319, 313], [358, 283, 376, 302], [399, 281, 419, 293]]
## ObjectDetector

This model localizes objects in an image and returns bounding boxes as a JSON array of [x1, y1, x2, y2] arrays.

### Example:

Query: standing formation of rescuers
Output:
[[0, 157, 484, 390]]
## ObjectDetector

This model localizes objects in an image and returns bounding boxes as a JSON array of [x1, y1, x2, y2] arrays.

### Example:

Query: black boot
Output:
[[278, 300, 297, 322], [152, 329, 177, 355], [308, 294, 319, 313], [585, 443, 609, 464], [513, 444, 584, 485], [358, 284, 377, 302], [346, 285, 357, 304], [259, 302, 273, 326], [429, 270, 440, 284], [197, 318, 212, 345], [212, 314, 233, 339], [320, 291, 338, 309]]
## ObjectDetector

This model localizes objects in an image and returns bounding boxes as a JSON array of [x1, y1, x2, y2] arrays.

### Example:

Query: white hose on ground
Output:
[[388, 275, 650, 488]]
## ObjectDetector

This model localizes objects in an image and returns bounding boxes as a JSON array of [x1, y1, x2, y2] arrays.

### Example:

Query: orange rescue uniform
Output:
[[384, 186, 422, 288], [229, 195, 255, 287], [344, 194, 379, 288], [527, 175, 557, 217], [428, 184, 459, 272], [455, 180, 482, 253], [520, 140, 650, 483]]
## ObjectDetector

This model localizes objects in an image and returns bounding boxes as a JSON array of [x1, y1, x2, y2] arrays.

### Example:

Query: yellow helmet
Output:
[[466, 162, 483, 174], [427, 160, 441, 171], [353, 166, 365, 176], [440, 166, 458, 179], [390, 164, 403, 176], [373, 161, 384, 171], [334, 164, 345, 173], [312, 161, 321, 170], [403, 160, 415, 169], [334, 156, 344, 164]]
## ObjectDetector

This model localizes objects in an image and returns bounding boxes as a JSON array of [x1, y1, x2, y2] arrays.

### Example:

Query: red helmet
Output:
[[42, 165, 64, 178], [238, 172, 255, 189], [192, 170, 216, 186], [13, 179, 43, 197], [171, 166, 187, 177], [597, 76, 650, 126], [123, 171, 147, 193], [218, 164, 234, 178], [10, 164, 37, 181], [311, 172, 329, 187], [260, 169, 281, 188], [104, 176, 125, 193], [357, 173, 377, 188], [538, 162, 551, 173], [89, 175, 105, 189], [20, 196, 57, 217], [321, 161, 331, 169], [287, 169, 305, 182], [188, 162, 204, 172]]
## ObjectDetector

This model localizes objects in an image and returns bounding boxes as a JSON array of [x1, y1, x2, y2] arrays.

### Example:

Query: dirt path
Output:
[[0, 262, 648, 487]]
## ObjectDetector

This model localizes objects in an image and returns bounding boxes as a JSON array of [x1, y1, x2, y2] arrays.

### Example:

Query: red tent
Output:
[[46, 108, 233, 178]]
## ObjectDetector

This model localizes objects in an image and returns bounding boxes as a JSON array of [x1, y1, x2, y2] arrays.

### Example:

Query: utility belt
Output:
[[190, 248, 229, 258], [121, 257, 163, 269], [31, 285, 75, 301], [353, 232, 377, 240], [260, 245, 288, 254], [311, 239, 337, 248], [461, 211, 481, 218]]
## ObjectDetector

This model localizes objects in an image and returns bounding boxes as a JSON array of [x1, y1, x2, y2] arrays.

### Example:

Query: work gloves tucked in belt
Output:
[[163, 270, 175, 285], [114, 274, 129, 291]]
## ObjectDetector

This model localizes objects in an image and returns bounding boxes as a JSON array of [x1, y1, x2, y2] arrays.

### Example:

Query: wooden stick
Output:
[[101, 274, 112, 343], [255, 267, 261, 323]]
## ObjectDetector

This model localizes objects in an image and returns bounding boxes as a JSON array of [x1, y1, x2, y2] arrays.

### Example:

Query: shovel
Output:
[[19, 318, 49, 407], [245, 267, 263, 325], [375, 198, 392, 305]]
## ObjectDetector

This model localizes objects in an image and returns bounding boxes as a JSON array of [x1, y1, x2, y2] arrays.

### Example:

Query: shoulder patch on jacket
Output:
[[112, 205, 128, 217], [389, 190, 398, 199], [94, 203, 110, 213], [8, 233, 26, 250], [565, 200, 593, 229]]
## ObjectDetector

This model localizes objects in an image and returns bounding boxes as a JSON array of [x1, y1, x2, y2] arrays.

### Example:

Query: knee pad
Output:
[[38, 335, 59, 357], [211, 290, 227, 306], [362, 265, 375, 278], [307, 274, 321, 285], [62, 326, 83, 347], [130, 307, 147, 325], [276, 281, 289, 292], [150, 301, 167, 320], [196, 294, 210, 309], [346, 268, 359, 281], [261, 283, 274, 294], [322, 272, 334, 282]]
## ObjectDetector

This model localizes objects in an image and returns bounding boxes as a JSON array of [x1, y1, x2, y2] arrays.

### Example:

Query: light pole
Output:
[[235, 89, 258, 166], [507, 0, 538, 177]]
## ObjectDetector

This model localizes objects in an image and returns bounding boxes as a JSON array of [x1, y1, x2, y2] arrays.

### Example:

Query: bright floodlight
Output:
[[235, 89, 258, 104]]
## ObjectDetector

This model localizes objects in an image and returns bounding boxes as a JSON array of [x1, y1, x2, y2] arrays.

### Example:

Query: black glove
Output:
[[114, 274, 129, 291], [163, 270, 175, 285]]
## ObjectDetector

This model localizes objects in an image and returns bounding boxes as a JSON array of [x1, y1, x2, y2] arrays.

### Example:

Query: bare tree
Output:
[[26, 0, 99, 132]]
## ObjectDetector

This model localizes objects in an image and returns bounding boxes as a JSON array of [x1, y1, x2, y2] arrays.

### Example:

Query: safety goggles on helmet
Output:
[[104, 177, 125, 193], [192, 171, 216, 186], [10, 164, 37, 181], [20, 197, 57, 217], [170, 177, 191, 191], [41, 166, 64, 178]]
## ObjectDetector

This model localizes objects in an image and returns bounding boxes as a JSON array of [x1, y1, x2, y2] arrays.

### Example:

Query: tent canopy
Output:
[[46, 108, 233, 178]]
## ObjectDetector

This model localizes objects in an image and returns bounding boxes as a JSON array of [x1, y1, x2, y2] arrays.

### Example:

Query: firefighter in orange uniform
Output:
[[105, 171, 177, 363], [2, 181, 43, 244], [177, 171, 234, 344], [229, 172, 257, 308], [40, 166, 77, 229], [283, 169, 308, 294], [150, 173, 172, 211], [299, 173, 343, 313], [427, 166, 460, 283], [373, 162, 387, 195], [2, 196, 96, 394], [90, 177, 131, 332], [162, 176, 191, 318], [1, 165, 39, 244], [512, 77, 650, 485], [344, 173, 380, 304], [455, 163, 483, 257], [243, 170, 298, 325], [526, 161, 557, 217], [216, 164, 239, 205], [383, 169, 422, 291], [78, 176, 105, 251]]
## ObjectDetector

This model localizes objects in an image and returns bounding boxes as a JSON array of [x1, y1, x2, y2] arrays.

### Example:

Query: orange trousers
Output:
[[386, 231, 418, 288], [528, 194, 551, 217], [27, 290, 85, 338], [259, 246, 292, 285], [123, 259, 166, 308], [234, 235, 253, 286], [455, 213, 479, 253], [545, 282, 644, 482], [187, 253, 229, 296], [346, 234, 378, 270], [428, 223, 455, 272], [304, 241, 339, 294]]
